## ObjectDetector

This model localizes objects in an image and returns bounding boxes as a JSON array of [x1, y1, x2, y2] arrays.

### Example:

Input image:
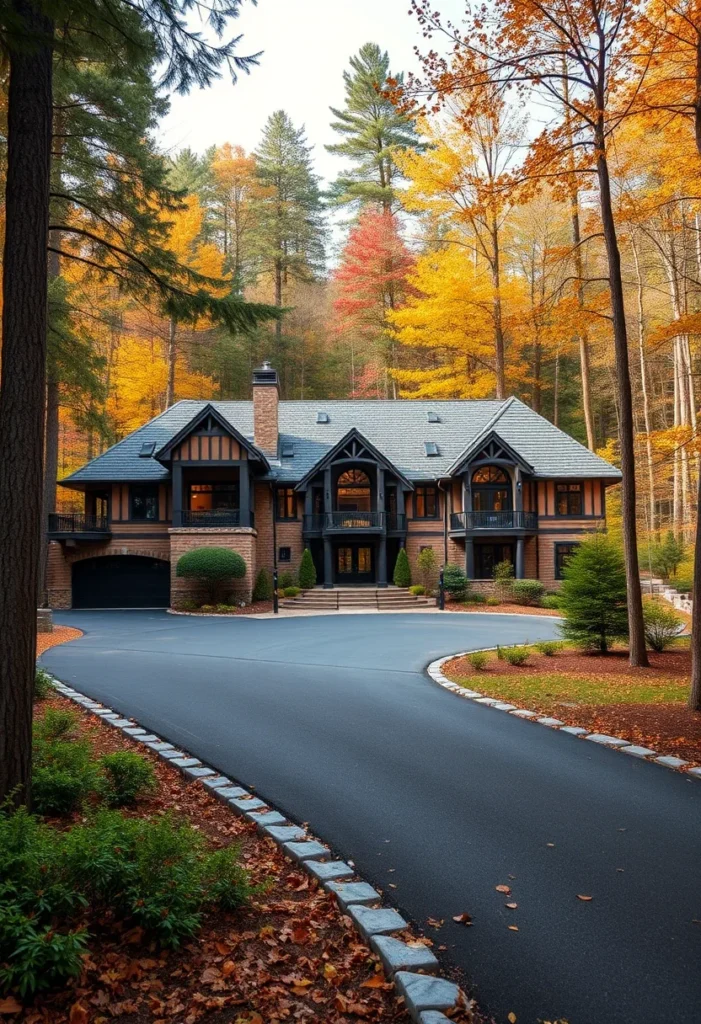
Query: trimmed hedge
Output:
[[393, 548, 411, 588], [299, 548, 317, 589], [176, 547, 246, 603]]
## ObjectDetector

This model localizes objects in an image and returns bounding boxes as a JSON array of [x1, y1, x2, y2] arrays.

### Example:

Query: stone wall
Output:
[[169, 528, 257, 605]]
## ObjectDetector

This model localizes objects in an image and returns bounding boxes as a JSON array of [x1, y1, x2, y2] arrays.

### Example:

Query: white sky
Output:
[[159, 0, 466, 188]]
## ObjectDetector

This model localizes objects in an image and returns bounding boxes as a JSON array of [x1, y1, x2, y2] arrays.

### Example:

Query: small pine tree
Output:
[[654, 531, 685, 579], [442, 563, 468, 600], [299, 548, 317, 589], [252, 568, 273, 601], [393, 548, 411, 588], [416, 546, 438, 590], [559, 535, 629, 652]]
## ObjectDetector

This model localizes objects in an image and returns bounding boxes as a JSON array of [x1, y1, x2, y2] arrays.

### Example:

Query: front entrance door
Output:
[[336, 544, 374, 584], [474, 542, 514, 580]]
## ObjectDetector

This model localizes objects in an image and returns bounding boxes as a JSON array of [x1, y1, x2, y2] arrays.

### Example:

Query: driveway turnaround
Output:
[[43, 611, 701, 1024]]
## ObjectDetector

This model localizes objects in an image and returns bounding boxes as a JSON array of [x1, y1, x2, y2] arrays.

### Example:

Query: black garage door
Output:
[[73, 556, 170, 609]]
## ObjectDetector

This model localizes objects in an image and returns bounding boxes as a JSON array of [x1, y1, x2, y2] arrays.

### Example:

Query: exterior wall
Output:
[[169, 528, 257, 606], [538, 528, 603, 588], [172, 435, 241, 461], [47, 537, 171, 609]]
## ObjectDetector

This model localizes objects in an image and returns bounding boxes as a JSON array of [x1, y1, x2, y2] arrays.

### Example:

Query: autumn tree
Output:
[[327, 42, 420, 212], [210, 143, 263, 288]]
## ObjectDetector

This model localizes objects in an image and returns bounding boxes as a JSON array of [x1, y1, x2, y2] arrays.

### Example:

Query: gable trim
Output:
[[448, 428, 534, 477], [155, 404, 269, 468], [295, 427, 413, 491]]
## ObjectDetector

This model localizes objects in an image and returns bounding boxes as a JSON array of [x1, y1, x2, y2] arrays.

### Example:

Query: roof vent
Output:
[[252, 360, 279, 387], [316, 411, 329, 424], [139, 441, 156, 457], [281, 442, 294, 458], [424, 441, 440, 457], [427, 411, 441, 423]]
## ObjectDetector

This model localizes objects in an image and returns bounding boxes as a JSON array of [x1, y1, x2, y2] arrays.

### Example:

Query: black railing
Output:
[[326, 511, 385, 530], [48, 513, 109, 534], [450, 510, 538, 531], [180, 509, 240, 527]]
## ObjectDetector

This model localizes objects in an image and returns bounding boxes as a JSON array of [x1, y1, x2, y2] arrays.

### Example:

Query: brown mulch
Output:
[[36, 625, 83, 656], [445, 601, 560, 617], [175, 601, 273, 616], [446, 648, 691, 679], [17, 696, 476, 1024], [548, 703, 701, 765]]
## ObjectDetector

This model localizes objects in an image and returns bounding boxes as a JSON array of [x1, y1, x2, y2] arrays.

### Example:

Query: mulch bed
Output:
[[444, 648, 701, 766], [15, 696, 476, 1024], [174, 602, 273, 616], [444, 602, 560, 617], [37, 626, 84, 656]]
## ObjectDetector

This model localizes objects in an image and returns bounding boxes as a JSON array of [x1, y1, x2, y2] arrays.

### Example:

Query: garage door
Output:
[[72, 556, 170, 609]]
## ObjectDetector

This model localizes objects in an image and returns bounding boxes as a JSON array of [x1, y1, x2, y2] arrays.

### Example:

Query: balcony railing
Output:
[[180, 509, 241, 527], [48, 513, 110, 536], [304, 511, 402, 533], [450, 510, 538, 531]]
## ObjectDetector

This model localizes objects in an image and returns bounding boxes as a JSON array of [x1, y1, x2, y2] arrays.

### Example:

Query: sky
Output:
[[158, 0, 466, 190]]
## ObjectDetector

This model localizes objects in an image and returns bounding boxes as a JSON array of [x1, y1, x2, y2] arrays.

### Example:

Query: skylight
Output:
[[316, 412, 329, 424], [427, 411, 441, 423], [139, 441, 156, 457], [281, 442, 295, 457], [424, 441, 440, 457]]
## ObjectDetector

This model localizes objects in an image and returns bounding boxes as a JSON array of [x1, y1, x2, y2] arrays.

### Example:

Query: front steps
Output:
[[280, 587, 434, 611]]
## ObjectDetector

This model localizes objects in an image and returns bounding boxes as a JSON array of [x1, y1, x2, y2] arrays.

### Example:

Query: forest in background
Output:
[[8, 19, 700, 558]]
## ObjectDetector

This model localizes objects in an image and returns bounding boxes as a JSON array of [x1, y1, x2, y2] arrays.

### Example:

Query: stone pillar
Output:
[[323, 538, 333, 589], [172, 464, 183, 527], [465, 537, 475, 579], [516, 536, 525, 579], [378, 536, 388, 587]]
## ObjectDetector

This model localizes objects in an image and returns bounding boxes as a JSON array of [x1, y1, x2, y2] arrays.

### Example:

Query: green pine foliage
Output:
[[558, 535, 629, 652], [326, 42, 420, 211], [393, 548, 411, 588], [252, 568, 274, 601], [176, 547, 246, 603], [442, 563, 468, 600], [651, 531, 685, 579], [299, 548, 317, 589]]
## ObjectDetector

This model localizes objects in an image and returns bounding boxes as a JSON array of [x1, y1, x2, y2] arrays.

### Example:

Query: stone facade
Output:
[[169, 528, 257, 606]]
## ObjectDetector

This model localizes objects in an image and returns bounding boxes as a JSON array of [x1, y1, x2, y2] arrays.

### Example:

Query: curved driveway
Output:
[[43, 610, 701, 1024]]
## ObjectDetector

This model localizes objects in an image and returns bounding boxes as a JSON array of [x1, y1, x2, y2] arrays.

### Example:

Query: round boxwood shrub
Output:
[[299, 547, 317, 589], [176, 547, 246, 603], [511, 580, 546, 606], [393, 548, 411, 588]]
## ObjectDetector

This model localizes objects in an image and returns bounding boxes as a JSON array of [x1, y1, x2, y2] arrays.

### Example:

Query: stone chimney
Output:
[[252, 361, 279, 456]]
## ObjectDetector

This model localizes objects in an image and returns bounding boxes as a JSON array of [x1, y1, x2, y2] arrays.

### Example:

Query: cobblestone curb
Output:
[[427, 649, 701, 781], [44, 673, 472, 1024]]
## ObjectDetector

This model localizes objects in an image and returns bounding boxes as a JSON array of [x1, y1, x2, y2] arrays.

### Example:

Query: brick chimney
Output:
[[252, 361, 279, 456]]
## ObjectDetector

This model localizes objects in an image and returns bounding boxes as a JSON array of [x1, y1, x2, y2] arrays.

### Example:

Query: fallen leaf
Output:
[[546, 842, 555, 848], [221, 961, 236, 978], [360, 974, 386, 988], [508, 1014, 517, 1023], [505, 902, 518, 910], [577, 895, 593, 902], [323, 963, 338, 981], [69, 1005, 88, 1024], [427, 917, 443, 929], [508, 925, 519, 931], [0, 998, 22, 1015], [452, 912, 473, 926], [496, 885, 511, 894]]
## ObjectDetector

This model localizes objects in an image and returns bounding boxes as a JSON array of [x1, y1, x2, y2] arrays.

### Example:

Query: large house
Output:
[[47, 362, 621, 609]]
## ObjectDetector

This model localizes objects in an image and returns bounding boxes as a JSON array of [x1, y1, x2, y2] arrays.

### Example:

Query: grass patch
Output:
[[451, 670, 687, 705]]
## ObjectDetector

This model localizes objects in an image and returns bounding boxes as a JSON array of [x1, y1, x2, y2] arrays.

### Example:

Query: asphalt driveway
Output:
[[42, 610, 701, 1024]]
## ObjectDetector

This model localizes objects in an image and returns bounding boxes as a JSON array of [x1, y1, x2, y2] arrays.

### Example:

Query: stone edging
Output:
[[44, 673, 472, 1024], [427, 649, 701, 779]]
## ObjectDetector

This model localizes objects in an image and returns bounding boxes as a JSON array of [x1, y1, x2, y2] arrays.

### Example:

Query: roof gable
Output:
[[155, 404, 269, 468], [295, 427, 414, 491], [448, 429, 534, 476]]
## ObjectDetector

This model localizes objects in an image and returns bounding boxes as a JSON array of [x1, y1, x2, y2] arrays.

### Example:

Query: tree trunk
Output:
[[631, 239, 656, 537], [687, 34, 701, 708], [38, 374, 59, 604], [274, 256, 282, 351], [166, 317, 177, 407], [0, 0, 54, 806], [489, 214, 506, 399], [594, 125, 649, 668]]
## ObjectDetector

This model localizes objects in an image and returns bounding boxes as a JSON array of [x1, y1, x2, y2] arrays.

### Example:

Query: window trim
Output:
[[275, 486, 298, 521], [278, 546, 292, 563], [130, 484, 160, 522], [554, 542, 580, 580], [555, 481, 584, 517], [413, 484, 439, 520]]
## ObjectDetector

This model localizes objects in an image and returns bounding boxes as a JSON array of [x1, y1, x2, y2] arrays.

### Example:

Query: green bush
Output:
[[511, 580, 546, 606], [501, 646, 530, 666], [493, 559, 515, 600], [278, 570, 296, 589], [34, 668, 53, 701], [283, 586, 301, 597], [176, 598, 199, 611], [216, 603, 234, 613], [642, 599, 684, 652], [463, 592, 486, 604], [486, 596, 501, 606], [409, 584, 425, 595], [176, 547, 246, 603], [252, 567, 274, 601], [36, 707, 78, 743], [541, 594, 563, 609], [200, 604, 216, 613], [443, 563, 468, 600], [416, 546, 438, 590], [468, 651, 488, 671], [298, 548, 317, 590], [99, 752, 156, 807], [535, 640, 562, 656], [651, 531, 685, 579], [32, 732, 98, 817], [558, 534, 629, 652], [393, 548, 411, 588]]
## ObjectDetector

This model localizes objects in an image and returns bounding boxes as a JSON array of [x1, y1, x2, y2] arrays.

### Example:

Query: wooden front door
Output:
[[335, 544, 374, 584]]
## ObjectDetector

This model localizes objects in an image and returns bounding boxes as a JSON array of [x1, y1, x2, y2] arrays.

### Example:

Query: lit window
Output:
[[555, 542, 580, 579], [276, 487, 296, 520], [556, 482, 583, 516], [415, 486, 438, 518]]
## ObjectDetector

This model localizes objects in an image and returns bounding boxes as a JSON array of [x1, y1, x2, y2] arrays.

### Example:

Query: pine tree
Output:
[[393, 548, 412, 588], [327, 43, 419, 211], [299, 548, 317, 590], [559, 536, 630, 653]]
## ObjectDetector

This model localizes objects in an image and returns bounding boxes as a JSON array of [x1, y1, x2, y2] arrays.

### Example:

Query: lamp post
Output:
[[273, 569, 279, 615], [438, 567, 445, 611]]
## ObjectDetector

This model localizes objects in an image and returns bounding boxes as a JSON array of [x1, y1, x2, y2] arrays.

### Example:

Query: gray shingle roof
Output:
[[62, 397, 621, 486]]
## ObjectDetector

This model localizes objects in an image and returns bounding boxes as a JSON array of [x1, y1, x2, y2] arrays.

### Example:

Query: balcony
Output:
[[180, 509, 241, 528], [450, 510, 538, 532], [303, 511, 406, 534], [48, 513, 110, 539]]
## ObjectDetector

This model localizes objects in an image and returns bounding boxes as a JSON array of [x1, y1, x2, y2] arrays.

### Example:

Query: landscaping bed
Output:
[[443, 644, 701, 765], [171, 601, 273, 616], [37, 626, 83, 656], [444, 601, 560, 617], [3, 696, 427, 1024]]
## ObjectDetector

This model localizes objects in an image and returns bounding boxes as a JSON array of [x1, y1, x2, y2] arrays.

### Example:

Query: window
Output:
[[555, 542, 580, 580], [337, 469, 371, 512], [281, 442, 294, 458], [316, 411, 329, 423], [276, 487, 297, 520], [424, 441, 440, 456], [279, 546, 291, 563], [472, 466, 509, 484], [189, 482, 239, 511], [130, 484, 159, 521], [427, 411, 441, 423], [414, 485, 438, 518], [139, 441, 156, 457], [472, 466, 511, 512], [556, 482, 583, 516]]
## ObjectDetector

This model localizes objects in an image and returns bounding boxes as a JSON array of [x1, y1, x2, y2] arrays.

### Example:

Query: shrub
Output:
[[541, 594, 563, 609], [558, 535, 629, 652], [176, 547, 246, 603], [493, 559, 515, 600], [416, 547, 438, 590], [32, 724, 98, 817], [535, 640, 562, 656], [511, 580, 546, 606], [298, 548, 317, 590], [34, 668, 53, 701], [468, 651, 489, 671], [642, 599, 684, 652], [393, 548, 411, 588], [99, 751, 156, 807], [283, 586, 301, 597], [652, 531, 685, 579], [252, 567, 274, 601], [443, 563, 468, 600], [35, 707, 79, 743], [463, 592, 486, 604], [409, 584, 425, 595], [501, 646, 530, 666], [216, 603, 234, 613], [486, 596, 501, 606], [176, 598, 199, 611], [278, 570, 296, 589], [200, 604, 216, 613]]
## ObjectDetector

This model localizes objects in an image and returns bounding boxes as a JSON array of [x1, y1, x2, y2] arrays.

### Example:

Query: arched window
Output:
[[471, 465, 511, 512], [337, 469, 371, 512]]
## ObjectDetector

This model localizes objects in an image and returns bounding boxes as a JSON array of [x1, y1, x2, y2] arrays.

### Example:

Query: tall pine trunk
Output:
[[688, 35, 701, 709], [630, 239, 656, 538], [0, 0, 53, 806], [166, 317, 177, 407], [594, 119, 648, 668]]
